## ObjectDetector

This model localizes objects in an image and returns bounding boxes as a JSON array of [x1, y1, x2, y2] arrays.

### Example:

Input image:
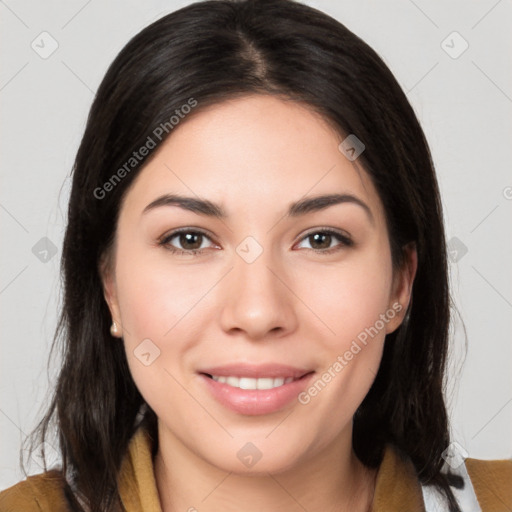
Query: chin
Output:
[[195, 434, 311, 476]]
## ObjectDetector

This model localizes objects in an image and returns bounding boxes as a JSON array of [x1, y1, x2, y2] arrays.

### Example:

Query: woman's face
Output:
[[101, 94, 415, 474]]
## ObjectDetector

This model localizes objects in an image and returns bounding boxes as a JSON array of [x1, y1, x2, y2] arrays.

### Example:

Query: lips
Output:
[[198, 363, 314, 415]]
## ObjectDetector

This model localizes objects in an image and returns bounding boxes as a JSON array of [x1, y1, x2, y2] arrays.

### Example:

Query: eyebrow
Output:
[[142, 192, 373, 223]]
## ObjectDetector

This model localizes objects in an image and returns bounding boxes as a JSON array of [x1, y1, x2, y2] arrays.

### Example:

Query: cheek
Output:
[[112, 247, 208, 399], [301, 252, 393, 346], [115, 245, 208, 338], [294, 246, 393, 411], [295, 247, 394, 423]]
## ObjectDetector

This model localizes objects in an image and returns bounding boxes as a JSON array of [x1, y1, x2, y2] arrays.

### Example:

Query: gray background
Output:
[[1, 0, 511, 489]]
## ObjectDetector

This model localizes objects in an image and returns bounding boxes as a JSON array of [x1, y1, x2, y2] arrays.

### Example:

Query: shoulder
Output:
[[465, 456, 512, 510], [0, 470, 71, 512]]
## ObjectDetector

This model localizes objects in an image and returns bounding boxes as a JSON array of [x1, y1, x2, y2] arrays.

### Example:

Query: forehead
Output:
[[120, 94, 384, 223]]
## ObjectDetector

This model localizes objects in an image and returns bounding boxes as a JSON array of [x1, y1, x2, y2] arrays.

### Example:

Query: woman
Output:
[[1, 0, 510, 511]]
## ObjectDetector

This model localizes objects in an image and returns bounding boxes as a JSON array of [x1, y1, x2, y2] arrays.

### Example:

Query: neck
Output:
[[154, 422, 376, 512]]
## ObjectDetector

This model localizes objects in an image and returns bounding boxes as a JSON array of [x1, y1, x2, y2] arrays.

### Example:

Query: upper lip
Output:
[[199, 363, 313, 379]]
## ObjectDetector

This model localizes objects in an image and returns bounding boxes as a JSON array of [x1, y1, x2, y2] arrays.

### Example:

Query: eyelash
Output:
[[158, 227, 354, 256]]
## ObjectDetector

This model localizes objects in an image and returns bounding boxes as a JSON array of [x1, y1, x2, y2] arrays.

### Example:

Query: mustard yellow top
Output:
[[1, 425, 511, 511]]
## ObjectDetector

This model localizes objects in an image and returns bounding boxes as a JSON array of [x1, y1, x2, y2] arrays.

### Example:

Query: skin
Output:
[[101, 94, 417, 512]]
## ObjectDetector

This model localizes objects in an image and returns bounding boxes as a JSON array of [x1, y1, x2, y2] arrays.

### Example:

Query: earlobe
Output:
[[386, 242, 418, 334], [98, 254, 123, 337]]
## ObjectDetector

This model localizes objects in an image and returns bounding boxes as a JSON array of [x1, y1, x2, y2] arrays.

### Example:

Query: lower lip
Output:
[[199, 373, 314, 415]]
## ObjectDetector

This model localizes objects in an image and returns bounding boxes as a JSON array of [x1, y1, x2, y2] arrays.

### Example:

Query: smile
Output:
[[208, 375, 295, 389], [198, 364, 315, 415]]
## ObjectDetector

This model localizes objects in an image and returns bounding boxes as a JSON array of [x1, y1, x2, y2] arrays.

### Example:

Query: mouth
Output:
[[197, 364, 315, 415]]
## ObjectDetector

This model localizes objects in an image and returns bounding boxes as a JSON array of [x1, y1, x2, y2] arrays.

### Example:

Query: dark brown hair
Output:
[[24, 0, 460, 510]]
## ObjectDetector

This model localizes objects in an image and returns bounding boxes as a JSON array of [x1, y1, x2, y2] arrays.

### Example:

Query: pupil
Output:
[[181, 233, 201, 250], [311, 233, 330, 249]]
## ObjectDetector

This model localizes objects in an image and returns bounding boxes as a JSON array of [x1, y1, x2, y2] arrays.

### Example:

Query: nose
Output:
[[219, 243, 298, 341]]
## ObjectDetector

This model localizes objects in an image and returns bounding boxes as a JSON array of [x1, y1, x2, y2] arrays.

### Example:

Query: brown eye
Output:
[[175, 232, 203, 250], [159, 229, 215, 255], [308, 232, 333, 250], [296, 229, 353, 254]]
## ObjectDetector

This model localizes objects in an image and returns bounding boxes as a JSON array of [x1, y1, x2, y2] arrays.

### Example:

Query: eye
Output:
[[295, 229, 353, 254], [158, 227, 353, 257], [158, 228, 217, 256]]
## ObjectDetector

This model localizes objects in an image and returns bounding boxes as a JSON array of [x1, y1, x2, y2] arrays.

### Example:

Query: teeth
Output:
[[210, 375, 295, 389]]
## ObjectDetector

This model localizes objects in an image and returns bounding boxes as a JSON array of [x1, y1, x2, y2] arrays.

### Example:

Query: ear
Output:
[[98, 253, 123, 337], [385, 242, 417, 334]]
